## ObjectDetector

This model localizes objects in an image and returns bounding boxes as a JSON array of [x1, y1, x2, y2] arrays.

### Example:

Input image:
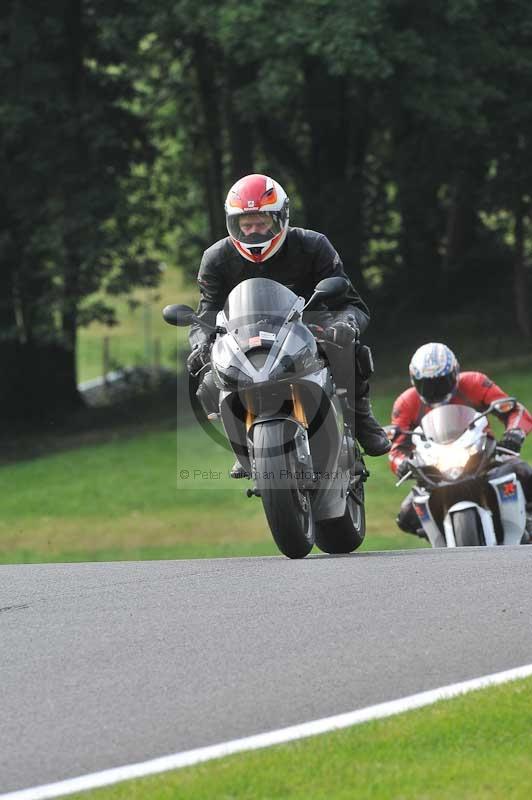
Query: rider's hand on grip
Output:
[[186, 343, 211, 376], [323, 321, 359, 348], [307, 324, 325, 338], [498, 428, 525, 454], [396, 458, 413, 480]]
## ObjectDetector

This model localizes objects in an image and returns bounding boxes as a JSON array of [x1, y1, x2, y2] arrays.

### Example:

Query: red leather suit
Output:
[[389, 371, 532, 475]]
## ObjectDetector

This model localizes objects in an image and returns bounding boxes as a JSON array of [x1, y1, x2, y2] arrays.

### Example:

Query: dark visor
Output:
[[415, 374, 455, 405]]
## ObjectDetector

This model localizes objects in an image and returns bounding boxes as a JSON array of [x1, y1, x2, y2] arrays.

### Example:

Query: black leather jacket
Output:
[[189, 227, 370, 349]]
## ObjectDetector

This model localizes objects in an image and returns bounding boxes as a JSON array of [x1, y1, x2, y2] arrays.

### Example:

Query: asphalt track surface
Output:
[[2, 547, 532, 794]]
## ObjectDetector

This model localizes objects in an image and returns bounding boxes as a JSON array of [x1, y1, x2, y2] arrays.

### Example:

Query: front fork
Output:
[[244, 384, 316, 491], [247, 416, 316, 493]]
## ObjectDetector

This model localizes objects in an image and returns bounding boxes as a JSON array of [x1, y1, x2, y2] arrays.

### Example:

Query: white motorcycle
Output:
[[388, 399, 527, 547]]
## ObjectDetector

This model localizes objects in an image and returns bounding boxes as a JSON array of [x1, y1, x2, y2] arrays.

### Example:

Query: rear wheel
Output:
[[253, 420, 314, 559], [452, 508, 485, 546], [315, 481, 366, 554]]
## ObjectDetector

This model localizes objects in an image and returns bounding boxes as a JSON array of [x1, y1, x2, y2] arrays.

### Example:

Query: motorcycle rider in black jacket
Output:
[[186, 174, 390, 476]]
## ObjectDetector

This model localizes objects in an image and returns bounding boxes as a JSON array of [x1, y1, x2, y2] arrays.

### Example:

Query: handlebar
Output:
[[313, 337, 344, 350], [388, 398, 518, 444], [395, 445, 520, 489], [495, 445, 520, 458], [395, 471, 413, 487]]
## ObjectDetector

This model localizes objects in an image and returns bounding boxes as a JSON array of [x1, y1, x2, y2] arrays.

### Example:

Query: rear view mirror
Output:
[[162, 304, 196, 327], [313, 277, 349, 299], [302, 277, 349, 313], [383, 423, 418, 439], [491, 397, 516, 414], [469, 397, 517, 429]]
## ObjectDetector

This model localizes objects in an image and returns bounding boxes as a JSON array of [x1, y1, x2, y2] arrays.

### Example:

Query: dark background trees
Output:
[[1, 0, 158, 426], [2, 0, 532, 429]]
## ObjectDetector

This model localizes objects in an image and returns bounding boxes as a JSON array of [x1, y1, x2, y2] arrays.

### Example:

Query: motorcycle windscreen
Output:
[[224, 278, 298, 350], [421, 404, 477, 444]]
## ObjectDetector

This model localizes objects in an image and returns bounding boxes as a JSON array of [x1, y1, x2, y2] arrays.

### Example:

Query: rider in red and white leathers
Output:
[[389, 343, 532, 538]]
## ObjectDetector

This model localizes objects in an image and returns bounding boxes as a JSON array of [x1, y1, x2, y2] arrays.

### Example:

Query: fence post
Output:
[[153, 338, 161, 387], [144, 301, 152, 363], [103, 336, 110, 388]]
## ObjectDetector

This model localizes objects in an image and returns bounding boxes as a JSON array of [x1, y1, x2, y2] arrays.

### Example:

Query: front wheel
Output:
[[253, 420, 314, 559], [452, 508, 485, 546], [315, 481, 366, 554]]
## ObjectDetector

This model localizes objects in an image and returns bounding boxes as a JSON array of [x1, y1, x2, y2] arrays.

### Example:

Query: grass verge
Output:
[[0, 423, 418, 563], [77, 267, 195, 383], [68, 676, 532, 800], [2, 359, 531, 564]]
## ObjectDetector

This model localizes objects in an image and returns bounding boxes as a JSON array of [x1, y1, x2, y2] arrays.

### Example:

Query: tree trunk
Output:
[[0, 255, 21, 425], [193, 37, 227, 241], [393, 120, 443, 308], [440, 151, 486, 300], [59, 0, 85, 410], [443, 169, 478, 272], [298, 60, 370, 292], [513, 196, 531, 339], [224, 62, 255, 183]]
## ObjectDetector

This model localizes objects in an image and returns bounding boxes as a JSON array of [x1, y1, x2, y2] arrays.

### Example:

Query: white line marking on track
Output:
[[3, 662, 532, 800]]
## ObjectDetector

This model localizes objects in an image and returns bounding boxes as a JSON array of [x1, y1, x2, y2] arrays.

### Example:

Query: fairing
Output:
[[421, 404, 479, 444], [212, 278, 319, 391], [224, 278, 296, 347]]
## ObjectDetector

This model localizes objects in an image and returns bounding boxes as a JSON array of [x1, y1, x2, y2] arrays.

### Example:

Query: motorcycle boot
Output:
[[396, 494, 427, 538], [352, 382, 391, 457], [323, 337, 390, 457]]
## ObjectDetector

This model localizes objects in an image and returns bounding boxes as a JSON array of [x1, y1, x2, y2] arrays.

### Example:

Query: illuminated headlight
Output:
[[436, 443, 478, 479]]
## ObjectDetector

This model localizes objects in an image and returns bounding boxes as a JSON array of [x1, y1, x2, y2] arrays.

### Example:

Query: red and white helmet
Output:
[[225, 174, 289, 263]]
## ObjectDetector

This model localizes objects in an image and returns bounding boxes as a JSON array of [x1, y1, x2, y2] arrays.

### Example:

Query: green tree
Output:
[[0, 0, 159, 427]]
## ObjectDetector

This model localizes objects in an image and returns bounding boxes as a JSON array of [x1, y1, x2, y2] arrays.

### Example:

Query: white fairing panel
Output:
[[413, 494, 446, 547], [489, 472, 526, 545], [443, 501, 497, 547]]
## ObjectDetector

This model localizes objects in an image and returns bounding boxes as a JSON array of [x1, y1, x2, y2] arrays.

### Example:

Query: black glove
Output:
[[396, 459, 414, 480], [186, 343, 211, 376], [322, 321, 359, 348], [498, 429, 525, 454], [307, 324, 325, 338]]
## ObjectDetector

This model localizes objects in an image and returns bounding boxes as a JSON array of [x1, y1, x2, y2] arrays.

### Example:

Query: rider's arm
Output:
[[460, 372, 532, 436], [313, 235, 370, 334], [189, 250, 227, 350], [389, 388, 421, 474]]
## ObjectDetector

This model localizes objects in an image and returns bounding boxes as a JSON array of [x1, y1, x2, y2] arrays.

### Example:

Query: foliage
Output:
[[2, 358, 530, 563], [2, 0, 532, 426], [0, 0, 160, 422]]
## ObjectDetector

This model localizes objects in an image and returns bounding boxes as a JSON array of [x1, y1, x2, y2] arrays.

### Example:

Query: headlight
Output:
[[211, 336, 255, 390], [211, 362, 253, 390], [436, 443, 478, 479]]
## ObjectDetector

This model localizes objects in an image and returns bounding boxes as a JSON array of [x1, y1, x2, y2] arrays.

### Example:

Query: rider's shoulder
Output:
[[201, 237, 240, 267], [286, 227, 330, 253], [393, 386, 420, 416], [458, 371, 493, 389]]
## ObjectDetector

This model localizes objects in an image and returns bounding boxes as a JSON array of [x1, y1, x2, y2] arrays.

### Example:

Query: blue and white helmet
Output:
[[409, 343, 460, 405]]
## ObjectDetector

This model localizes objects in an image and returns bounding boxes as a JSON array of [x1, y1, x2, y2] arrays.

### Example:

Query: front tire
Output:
[[315, 481, 366, 554], [452, 508, 485, 546], [253, 420, 314, 559]]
